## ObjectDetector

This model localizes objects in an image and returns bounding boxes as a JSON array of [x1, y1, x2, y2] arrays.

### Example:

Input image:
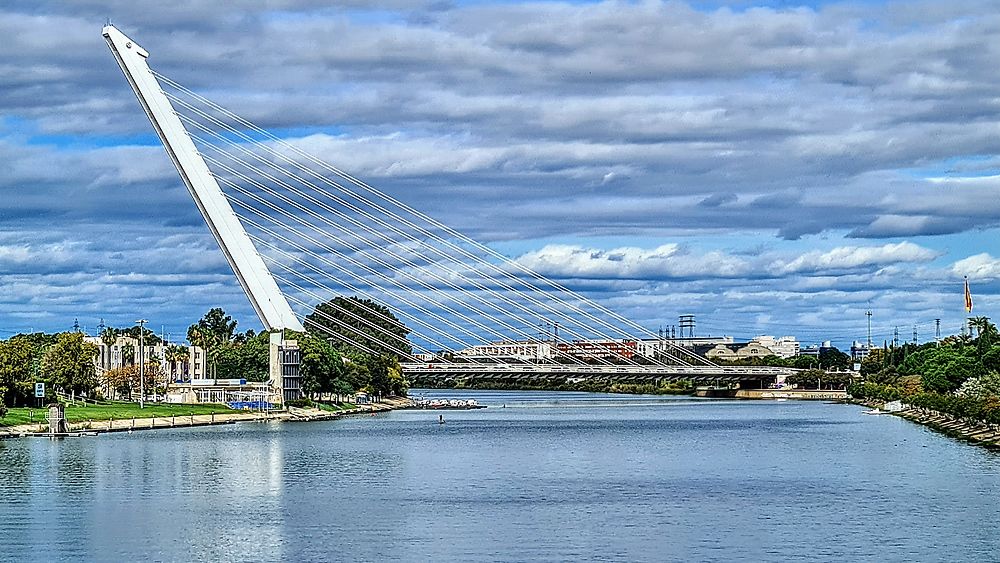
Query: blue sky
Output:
[[2, 0, 1000, 350]]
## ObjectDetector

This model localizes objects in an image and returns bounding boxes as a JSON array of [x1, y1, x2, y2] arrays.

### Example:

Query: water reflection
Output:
[[2, 394, 1000, 561]]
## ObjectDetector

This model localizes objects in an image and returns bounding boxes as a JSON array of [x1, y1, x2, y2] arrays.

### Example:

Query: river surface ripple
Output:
[[2, 390, 999, 562]]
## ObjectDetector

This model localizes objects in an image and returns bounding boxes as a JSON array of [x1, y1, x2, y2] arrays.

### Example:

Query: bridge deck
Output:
[[402, 363, 794, 379]]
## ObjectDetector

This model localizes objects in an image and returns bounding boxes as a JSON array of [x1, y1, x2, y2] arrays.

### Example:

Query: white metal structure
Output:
[[102, 25, 303, 332]]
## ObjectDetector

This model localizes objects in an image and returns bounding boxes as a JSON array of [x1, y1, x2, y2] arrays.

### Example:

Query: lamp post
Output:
[[136, 319, 147, 408]]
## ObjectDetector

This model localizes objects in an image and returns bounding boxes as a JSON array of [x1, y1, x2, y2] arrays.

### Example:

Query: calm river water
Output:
[[2, 390, 1000, 562]]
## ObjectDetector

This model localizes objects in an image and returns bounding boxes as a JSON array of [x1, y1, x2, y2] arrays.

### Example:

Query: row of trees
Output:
[[181, 301, 411, 400], [1, 296, 413, 413], [851, 316, 1000, 422], [0, 332, 98, 407], [186, 307, 269, 381]]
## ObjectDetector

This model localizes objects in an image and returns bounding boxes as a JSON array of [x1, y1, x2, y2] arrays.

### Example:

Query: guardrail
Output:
[[401, 363, 796, 376]]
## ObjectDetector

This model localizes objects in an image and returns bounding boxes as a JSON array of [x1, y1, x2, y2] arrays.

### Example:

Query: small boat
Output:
[[863, 409, 884, 415]]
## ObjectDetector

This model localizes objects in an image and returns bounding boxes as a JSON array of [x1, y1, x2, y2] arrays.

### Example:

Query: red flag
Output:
[[965, 276, 974, 313]]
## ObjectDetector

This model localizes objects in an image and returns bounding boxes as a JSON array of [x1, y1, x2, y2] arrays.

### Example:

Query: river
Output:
[[1, 390, 999, 562]]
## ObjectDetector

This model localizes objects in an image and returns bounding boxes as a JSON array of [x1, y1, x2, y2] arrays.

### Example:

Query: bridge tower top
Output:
[[102, 25, 303, 332]]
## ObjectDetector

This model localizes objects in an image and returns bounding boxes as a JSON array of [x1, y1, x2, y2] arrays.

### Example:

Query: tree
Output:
[[970, 316, 999, 354], [103, 366, 133, 400], [331, 378, 355, 403], [362, 353, 407, 398], [969, 316, 994, 339], [790, 355, 818, 369], [0, 336, 35, 407], [298, 334, 344, 398], [921, 354, 983, 393], [239, 332, 271, 382], [956, 372, 1000, 400], [188, 308, 238, 378], [192, 308, 238, 345], [818, 347, 851, 370], [40, 332, 100, 397], [100, 327, 118, 369], [207, 332, 270, 382], [121, 325, 162, 347], [121, 343, 135, 366], [860, 348, 886, 377], [305, 297, 411, 360], [211, 344, 243, 381], [866, 366, 900, 386], [787, 368, 827, 389], [164, 344, 189, 381], [104, 363, 160, 400], [342, 358, 370, 393]]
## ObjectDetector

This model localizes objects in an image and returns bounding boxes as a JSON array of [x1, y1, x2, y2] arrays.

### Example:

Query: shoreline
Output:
[[0, 397, 413, 439], [856, 399, 1000, 449]]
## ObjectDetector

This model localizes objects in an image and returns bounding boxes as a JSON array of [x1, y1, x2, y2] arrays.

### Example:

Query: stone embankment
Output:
[[736, 389, 849, 400], [860, 400, 1000, 448], [0, 397, 413, 439]]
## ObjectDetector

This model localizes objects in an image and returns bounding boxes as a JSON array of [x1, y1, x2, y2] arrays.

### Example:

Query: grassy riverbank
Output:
[[0, 401, 233, 427], [315, 402, 357, 412]]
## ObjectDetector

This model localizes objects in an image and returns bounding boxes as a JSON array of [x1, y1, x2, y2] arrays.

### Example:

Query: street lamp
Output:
[[136, 319, 147, 409]]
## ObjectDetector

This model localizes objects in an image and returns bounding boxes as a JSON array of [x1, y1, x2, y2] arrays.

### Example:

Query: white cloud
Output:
[[515, 243, 750, 279], [952, 253, 1000, 280], [1, 0, 1000, 347], [772, 242, 939, 275]]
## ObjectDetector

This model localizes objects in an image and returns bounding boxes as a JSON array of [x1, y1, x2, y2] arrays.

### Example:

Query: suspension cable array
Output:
[[151, 70, 716, 368]]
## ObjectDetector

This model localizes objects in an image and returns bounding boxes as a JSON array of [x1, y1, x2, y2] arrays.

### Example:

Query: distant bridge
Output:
[[403, 363, 792, 385]]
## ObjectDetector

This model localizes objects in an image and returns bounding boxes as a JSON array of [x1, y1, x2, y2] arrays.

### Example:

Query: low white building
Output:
[[85, 335, 207, 382], [637, 336, 734, 357], [457, 341, 554, 362], [704, 342, 777, 361], [749, 335, 800, 358]]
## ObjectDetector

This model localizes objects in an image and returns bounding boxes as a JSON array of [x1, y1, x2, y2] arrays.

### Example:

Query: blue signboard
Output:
[[34, 382, 45, 398]]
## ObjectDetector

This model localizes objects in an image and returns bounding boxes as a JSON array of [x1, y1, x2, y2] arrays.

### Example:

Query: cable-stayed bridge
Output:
[[103, 25, 793, 387]]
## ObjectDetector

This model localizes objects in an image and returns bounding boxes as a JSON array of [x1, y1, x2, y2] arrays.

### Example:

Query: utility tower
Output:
[[678, 315, 695, 338], [935, 318, 941, 346], [866, 310, 872, 348]]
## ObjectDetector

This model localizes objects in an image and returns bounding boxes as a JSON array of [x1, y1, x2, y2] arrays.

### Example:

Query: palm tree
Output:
[[100, 327, 117, 370], [122, 343, 135, 366], [969, 316, 998, 352], [164, 344, 188, 382]]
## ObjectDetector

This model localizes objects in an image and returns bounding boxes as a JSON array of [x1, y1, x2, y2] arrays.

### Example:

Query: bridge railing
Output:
[[400, 363, 796, 376]]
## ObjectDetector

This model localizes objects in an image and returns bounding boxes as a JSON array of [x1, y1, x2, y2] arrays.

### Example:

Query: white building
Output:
[[457, 341, 554, 362], [636, 336, 734, 357], [85, 335, 207, 382], [850, 341, 872, 361], [704, 342, 778, 361], [749, 335, 800, 358]]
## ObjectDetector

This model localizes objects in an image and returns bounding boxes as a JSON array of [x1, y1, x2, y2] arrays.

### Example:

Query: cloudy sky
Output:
[[2, 0, 1000, 349]]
